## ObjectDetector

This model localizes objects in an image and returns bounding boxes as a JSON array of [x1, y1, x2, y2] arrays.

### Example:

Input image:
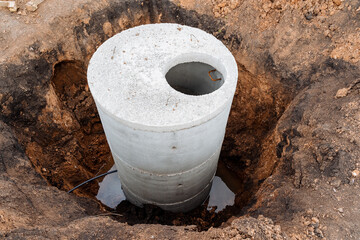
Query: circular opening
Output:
[[165, 62, 224, 95]]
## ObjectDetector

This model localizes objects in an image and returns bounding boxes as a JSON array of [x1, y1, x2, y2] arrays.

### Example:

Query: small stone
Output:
[[103, 22, 113, 37], [273, 0, 282, 10], [324, 29, 331, 37], [19, 10, 27, 16], [314, 228, 324, 238], [330, 178, 341, 188], [338, 207, 344, 213], [274, 225, 281, 233], [311, 217, 319, 223], [329, 24, 337, 31], [349, 178, 355, 185], [25, 0, 44, 12], [229, 0, 240, 10], [305, 12, 314, 20], [263, 2, 272, 13], [0, 1, 18, 12], [228, 229, 238, 238], [308, 226, 315, 235], [352, 169, 360, 177], [332, 0, 341, 6], [335, 88, 349, 98], [311, 217, 320, 228], [306, 209, 314, 216], [218, 2, 227, 8], [222, 6, 230, 15]]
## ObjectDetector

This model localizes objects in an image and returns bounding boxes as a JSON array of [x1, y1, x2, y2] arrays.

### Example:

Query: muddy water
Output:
[[96, 161, 240, 213]]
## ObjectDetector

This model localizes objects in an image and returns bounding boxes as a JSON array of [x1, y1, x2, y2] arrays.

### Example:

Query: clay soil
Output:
[[1, 0, 360, 239]]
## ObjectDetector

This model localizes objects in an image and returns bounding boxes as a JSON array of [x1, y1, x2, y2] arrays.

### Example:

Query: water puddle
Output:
[[207, 176, 235, 213], [96, 161, 239, 213]]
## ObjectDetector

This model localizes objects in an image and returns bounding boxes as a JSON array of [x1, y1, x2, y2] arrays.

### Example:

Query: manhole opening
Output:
[[165, 62, 224, 95]]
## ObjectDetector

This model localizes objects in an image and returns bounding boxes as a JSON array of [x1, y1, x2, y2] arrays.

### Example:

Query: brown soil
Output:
[[28, 60, 112, 197], [3, 0, 291, 230], [1, 0, 360, 239]]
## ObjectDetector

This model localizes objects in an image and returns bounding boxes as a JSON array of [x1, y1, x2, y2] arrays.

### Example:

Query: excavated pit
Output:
[[2, 0, 360, 238], [25, 56, 287, 231], [2, 0, 294, 232]]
